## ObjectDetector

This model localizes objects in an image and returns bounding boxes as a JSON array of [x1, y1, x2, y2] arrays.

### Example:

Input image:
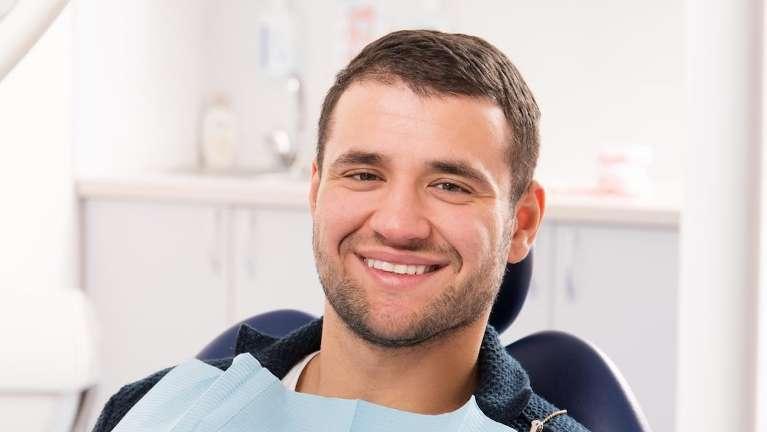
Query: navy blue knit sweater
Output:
[[92, 319, 589, 431]]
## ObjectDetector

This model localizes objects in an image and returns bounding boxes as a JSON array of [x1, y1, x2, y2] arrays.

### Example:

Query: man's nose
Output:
[[368, 184, 431, 247]]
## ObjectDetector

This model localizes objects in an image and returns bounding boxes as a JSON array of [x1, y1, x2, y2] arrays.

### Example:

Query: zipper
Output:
[[528, 409, 568, 432]]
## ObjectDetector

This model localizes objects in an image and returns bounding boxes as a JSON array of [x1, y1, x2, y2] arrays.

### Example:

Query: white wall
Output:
[[677, 1, 761, 430], [454, 0, 686, 187], [0, 5, 76, 292], [758, 5, 767, 428], [73, 0, 207, 176]]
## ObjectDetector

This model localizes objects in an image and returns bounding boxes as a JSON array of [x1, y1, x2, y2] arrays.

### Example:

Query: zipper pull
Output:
[[528, 419, 544, 432], [529, 409, 567, 432]]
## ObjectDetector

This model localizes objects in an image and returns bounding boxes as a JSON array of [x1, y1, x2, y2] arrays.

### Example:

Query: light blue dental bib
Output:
[[113, 353, 516, 432]]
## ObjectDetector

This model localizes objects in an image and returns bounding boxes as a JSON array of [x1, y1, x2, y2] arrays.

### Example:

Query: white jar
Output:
[[201, 101, 237, 171]]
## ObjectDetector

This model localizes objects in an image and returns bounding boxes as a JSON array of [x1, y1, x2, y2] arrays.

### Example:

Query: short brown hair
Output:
[[317, 29, 541, 203]]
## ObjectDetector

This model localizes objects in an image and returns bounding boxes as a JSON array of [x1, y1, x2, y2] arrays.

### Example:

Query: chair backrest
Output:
[[506, 331, 652, 432], [197, 253, 651, 432], [197, 309, 315, 357], [489, 253, 532, 333]]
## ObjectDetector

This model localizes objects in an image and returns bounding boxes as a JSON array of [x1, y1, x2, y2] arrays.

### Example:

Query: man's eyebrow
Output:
[[330, 151, 387, 169], [428, 160, 493, 187]]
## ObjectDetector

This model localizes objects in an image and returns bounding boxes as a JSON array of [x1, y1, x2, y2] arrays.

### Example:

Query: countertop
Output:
[[76, 172, 681, 228]]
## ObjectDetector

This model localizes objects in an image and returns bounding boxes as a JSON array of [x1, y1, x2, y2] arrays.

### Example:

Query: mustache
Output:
[[341, 231, 462, 265]]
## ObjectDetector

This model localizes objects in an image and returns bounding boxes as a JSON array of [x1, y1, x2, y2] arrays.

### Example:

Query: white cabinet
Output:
[[82, 200, 325, 428], [83, 200, 230, 427], [230, 207, 324, 322], [553, 224, 678, 432], [499, 222, 678, 432]]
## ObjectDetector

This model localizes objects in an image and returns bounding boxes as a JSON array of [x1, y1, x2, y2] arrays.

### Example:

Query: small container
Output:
[[201, 100, 237, 171], [257, 0, 297, 77]]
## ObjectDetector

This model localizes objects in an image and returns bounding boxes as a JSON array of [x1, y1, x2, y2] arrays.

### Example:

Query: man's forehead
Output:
[[332, 80, 507, 134]]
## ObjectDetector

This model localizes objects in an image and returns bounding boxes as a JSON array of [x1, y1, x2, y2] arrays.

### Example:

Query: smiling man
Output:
[[92, 30, 589, 432]]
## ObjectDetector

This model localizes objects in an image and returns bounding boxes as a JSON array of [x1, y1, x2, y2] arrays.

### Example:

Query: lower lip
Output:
[[356, 255, 444, 290]]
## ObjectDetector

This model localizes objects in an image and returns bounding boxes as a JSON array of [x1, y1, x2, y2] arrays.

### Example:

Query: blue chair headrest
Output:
[[488, 251, 532, 334]]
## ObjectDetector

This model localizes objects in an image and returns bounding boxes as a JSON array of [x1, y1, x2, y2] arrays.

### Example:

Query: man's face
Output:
[[310, 80, 516, 348]]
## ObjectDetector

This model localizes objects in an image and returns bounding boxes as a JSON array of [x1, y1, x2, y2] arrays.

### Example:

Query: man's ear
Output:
[[507, 180, 546, 264], [309, 159, 320, 216]]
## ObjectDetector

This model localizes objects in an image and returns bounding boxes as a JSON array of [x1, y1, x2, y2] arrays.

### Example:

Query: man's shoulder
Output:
[[90, 319, 322, 432], [90, 358, 233, 432]]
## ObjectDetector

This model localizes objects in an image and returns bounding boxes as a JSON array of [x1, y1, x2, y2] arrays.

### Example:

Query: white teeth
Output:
[[366, 259, 433, 275]]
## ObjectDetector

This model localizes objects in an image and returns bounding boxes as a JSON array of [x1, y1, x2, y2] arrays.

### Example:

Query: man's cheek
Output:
[[433, 210, 491, 249], [316, 207, 362, 253], [327, 195, 372, 230], [457, 222, 495, 267], [322, 187, 363, 215]]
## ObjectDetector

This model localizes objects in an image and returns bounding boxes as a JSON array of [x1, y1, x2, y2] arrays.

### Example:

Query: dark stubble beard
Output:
[[312, 224, 511, 349]]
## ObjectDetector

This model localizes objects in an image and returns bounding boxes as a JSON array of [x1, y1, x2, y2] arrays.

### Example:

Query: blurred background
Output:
[[0, 1, 762, 431]]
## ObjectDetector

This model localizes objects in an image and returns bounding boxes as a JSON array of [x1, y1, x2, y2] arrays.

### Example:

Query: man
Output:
[[93, 30, 589, 432]]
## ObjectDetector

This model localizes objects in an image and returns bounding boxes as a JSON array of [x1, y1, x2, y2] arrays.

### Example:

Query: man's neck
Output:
[[295, 306, 488, 415]]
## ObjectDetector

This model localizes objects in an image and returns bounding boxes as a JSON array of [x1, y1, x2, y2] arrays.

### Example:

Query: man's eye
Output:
[[349, 172, 381, 182], [433, 182, 471, 194]]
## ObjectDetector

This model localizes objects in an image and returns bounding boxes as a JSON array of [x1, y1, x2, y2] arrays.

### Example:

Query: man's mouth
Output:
[[363, 257, 442, 275]]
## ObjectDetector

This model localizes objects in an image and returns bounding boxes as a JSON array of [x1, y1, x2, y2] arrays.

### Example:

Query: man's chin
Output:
[[352, 326, 431, 348], [342, 313, 453, 349]]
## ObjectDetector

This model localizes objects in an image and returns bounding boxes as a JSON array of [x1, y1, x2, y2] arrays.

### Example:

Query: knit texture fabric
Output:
[[91, 319, 589, 432]]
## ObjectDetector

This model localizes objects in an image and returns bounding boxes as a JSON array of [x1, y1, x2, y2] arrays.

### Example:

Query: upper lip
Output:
[[355, 249, 450, 267]]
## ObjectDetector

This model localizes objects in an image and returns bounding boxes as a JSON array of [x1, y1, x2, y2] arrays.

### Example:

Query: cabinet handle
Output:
[[529, 278, 539, 299], [564, 229, 580, 302], [245, 211, 258, 278], [209, 209, 224, 276], [565, 267, 576, 302]]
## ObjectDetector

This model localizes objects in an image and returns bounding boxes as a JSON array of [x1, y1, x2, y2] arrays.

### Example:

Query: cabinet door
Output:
[[499, 222, 556, 345], [232, 207, 325, 322], [83, 200, 229, 427], [553, 224, 678, 432]]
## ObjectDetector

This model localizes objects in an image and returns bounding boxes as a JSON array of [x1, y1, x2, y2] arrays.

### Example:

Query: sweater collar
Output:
[[234, 317, 532, 424]]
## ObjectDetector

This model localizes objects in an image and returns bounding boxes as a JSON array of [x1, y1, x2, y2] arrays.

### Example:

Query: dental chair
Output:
[[197, 253, 652, 432]]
